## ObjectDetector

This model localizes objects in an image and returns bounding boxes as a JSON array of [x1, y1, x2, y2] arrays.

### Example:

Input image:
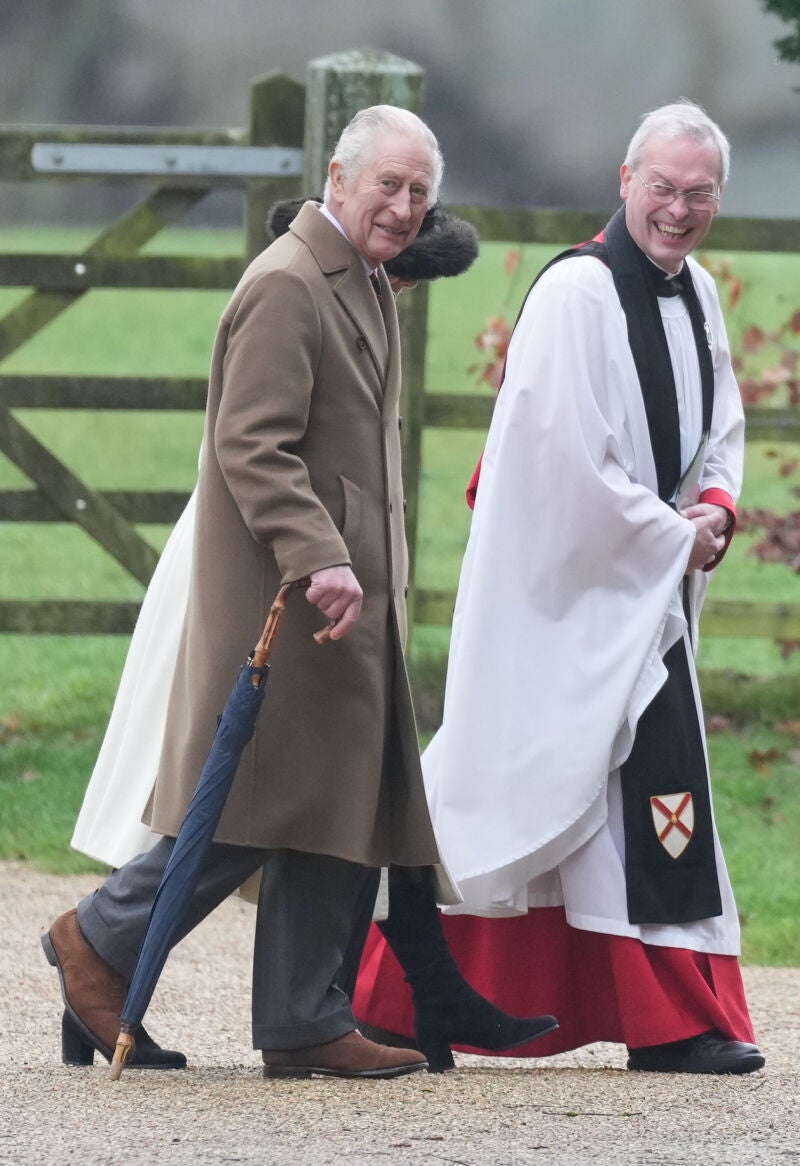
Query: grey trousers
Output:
[[77, 836, 380, 1049]]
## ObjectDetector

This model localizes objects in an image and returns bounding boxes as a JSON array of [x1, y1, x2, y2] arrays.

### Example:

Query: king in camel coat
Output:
[[145, 201, 441, 871]]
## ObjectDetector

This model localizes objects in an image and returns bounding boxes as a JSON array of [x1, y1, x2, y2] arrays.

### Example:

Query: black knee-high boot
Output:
[[376, 868, 558, 1072]]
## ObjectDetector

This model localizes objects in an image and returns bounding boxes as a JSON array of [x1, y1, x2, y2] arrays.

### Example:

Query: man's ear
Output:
[[619, 163, 632, 202], [328, 160, 346, 205]]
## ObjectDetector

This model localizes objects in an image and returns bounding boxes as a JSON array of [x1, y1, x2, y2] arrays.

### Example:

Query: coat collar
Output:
[[289, 202, 390, 385]]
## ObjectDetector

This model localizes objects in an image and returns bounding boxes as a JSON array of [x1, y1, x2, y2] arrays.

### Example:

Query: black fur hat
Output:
[[267, 198, 479, 281]]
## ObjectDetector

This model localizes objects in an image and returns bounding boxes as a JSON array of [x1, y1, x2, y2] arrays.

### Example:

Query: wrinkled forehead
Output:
[[360, 130, 435, 176], [638, 132, 723, 187]]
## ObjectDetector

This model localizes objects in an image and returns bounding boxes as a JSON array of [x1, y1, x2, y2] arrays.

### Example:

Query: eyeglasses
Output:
[[634, 171, 720, 211]]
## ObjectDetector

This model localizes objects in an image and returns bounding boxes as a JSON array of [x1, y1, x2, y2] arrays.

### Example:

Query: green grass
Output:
[[1, 228, 799, 964], [708, 724, 800, 965], [0, 635, 128, 874]]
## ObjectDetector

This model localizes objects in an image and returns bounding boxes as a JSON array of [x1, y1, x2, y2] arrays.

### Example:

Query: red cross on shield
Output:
[[650, 792, 695, 859]]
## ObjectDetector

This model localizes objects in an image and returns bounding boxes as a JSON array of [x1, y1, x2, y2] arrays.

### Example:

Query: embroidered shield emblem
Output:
[[650, 792, 695, 859]]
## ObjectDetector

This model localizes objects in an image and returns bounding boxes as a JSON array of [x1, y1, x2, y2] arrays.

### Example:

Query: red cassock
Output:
[[354, 908, 756, 1055]]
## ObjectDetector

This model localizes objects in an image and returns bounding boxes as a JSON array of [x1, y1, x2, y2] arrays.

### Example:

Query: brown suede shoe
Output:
[[41, 908, 186, 1069], [262, 1030, 428, 1079]]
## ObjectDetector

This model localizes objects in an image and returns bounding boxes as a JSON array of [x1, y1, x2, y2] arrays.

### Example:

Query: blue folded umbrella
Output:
[[110, 582, 327, 1079]]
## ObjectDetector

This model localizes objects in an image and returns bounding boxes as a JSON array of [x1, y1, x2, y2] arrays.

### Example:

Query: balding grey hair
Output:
[[624, 99, 730, 186], [322, 104, 443, 207]]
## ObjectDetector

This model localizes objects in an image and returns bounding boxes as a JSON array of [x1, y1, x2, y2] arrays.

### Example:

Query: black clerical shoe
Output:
[[627, 1029, 764, 1075]]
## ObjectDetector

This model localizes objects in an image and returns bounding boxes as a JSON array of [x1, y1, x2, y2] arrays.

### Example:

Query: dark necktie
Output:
[[369, 271, 383, 304]]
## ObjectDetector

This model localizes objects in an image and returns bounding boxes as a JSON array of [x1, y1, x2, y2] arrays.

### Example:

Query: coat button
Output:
[[356, 335, 367, 350], [404, 585, 409, 598]]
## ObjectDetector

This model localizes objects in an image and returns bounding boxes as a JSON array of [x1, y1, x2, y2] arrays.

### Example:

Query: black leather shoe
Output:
[[415, 1000, 559, 1072], [627, 1029, 765, 1075], [61, 1010, 187, 1069], [358, 1010, 559, 1074]]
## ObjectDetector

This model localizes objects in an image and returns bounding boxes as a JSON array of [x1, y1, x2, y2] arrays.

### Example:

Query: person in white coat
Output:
[[354, 100, 765, 1076]]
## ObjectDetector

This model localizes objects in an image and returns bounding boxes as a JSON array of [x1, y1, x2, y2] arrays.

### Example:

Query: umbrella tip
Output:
[[109, 1031, 135, 1081]]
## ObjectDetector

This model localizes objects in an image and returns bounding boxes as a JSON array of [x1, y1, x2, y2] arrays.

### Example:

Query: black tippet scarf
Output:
[[598, 210, 721, 925], [513, 208, 723, 925]]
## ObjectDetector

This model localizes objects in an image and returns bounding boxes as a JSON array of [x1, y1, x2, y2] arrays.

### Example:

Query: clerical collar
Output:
[[644, 254, 685, 298]]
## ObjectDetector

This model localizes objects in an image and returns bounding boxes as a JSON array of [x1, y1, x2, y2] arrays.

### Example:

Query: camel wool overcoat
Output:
[[146, 203, 441, 869]]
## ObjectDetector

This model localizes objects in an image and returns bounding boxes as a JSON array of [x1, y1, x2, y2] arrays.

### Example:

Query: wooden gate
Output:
[[0, 50, 428, 633], [1, 51, 799, 649]]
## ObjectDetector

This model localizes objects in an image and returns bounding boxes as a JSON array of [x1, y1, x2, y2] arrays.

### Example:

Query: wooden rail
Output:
[[0, 53, 797, 650]]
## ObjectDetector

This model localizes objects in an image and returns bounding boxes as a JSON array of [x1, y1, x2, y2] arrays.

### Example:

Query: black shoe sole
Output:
[[627, 1053, 765, 1074]]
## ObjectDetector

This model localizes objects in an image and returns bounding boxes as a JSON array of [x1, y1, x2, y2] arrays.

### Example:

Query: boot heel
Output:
[[61, 1011, 95, 1066], [417, 1035, 455, 1073]]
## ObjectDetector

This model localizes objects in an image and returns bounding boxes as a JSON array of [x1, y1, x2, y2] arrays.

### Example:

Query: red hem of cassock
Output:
[[353, 907, 756, 1055]]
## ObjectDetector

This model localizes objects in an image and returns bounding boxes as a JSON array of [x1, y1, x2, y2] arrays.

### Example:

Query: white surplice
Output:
[[426, 253, 745, 955]]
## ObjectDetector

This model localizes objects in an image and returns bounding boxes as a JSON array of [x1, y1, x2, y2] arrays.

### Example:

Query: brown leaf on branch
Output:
[[736, 506, 773, 532], [742, 325, 766, 353], [727, 278, 743, 310], [751, 538, 790, 563], [778, 639, 800, 660], [779, 459, 798, 478], [738, 377, 775, 406], [749, 511, 800, 570], [473, 316, 513, 390], [475, 316, 512, 355]]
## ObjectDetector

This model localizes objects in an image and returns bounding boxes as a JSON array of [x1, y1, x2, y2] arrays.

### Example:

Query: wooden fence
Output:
[[0, 50, 799, 648]]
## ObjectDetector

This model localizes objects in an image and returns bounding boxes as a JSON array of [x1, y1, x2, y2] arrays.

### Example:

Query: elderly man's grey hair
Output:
[[322, 104, 444, 208], [624, 99, 730, 187]]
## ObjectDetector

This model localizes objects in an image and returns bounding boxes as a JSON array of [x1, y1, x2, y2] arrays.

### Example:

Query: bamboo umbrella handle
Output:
[[250, 584, 292, 672], [251, 580, 334, 682], [109, 1030, 135, 1081]]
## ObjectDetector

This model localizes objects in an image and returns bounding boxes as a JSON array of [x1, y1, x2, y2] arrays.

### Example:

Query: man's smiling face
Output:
[[327, 131, 433, 269], [620, 133, 722, 272]]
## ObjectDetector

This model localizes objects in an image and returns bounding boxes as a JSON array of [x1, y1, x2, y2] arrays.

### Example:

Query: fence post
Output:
[[303, 50, 429, 639], [302, 49, 425, 192], [245, 73, 305, 261]]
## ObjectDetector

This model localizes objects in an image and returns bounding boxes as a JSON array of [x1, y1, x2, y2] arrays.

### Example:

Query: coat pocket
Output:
[[339, 474, 363, 562]]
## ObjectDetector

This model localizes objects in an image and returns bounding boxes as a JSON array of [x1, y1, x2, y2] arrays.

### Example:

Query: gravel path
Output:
[[2, 861, 797, 1166]]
